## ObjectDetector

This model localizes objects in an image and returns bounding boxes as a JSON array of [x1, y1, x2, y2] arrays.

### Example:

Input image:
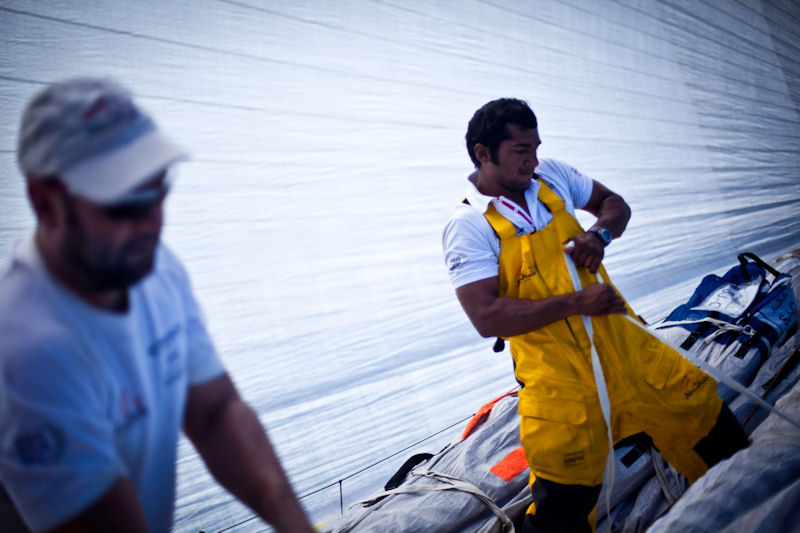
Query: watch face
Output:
[[592, 227, 612, 244]]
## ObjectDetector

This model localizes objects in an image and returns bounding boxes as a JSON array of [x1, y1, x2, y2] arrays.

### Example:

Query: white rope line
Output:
[[414, 471, 514, 530], [652, 317, 753, 333], [346, 470, 515, 532], [652, 318, 758, 347], [563, 253, 616, 532], [650, 448, 681, 506]]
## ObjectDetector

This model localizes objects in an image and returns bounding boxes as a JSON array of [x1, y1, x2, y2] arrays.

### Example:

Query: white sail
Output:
[[1, 1, 799, 530]]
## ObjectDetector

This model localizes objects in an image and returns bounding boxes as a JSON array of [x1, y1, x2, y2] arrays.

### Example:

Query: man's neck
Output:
[[473, 171, 529, 214]]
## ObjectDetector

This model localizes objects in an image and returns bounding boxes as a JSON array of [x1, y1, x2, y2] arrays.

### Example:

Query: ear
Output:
[[27, 175, 66, 230], [473, 143, 491, 166]]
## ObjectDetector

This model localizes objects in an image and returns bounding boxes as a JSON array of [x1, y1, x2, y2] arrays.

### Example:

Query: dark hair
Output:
[[465, 98, 537, 167]]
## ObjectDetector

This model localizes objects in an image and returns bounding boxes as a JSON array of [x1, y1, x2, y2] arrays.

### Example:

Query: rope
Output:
[[563, 252, 616, 533], [650, 448, 681, 506], [341, 470, 514, 533], [652, 317, 757, 345]]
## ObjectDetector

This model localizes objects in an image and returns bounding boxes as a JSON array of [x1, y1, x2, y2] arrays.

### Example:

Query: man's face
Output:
[[489, 123, 541, 194], [58, 177, 167, 292]]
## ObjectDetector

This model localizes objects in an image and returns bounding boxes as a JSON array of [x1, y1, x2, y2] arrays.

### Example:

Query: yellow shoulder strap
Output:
[[483, 204, 518, 240], [536, 179, 566, 213]]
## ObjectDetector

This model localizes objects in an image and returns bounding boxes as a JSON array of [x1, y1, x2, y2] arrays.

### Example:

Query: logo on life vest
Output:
[[518, 266, 537, 285], [563, 450, 585, 469], [681, 373, 709, 399]]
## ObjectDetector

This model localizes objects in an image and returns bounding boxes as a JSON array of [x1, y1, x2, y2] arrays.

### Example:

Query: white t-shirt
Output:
[[0, 238, 225, 533], [442, 158, 594, 289]]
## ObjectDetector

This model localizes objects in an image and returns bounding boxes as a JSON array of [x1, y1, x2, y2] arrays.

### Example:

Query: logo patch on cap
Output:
[[81, 95, 138, 135]]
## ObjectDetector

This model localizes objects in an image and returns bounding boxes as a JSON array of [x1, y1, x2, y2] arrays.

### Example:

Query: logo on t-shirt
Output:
[[148, 323, 185, 385], [13, 424, 65, 466], [118, 389, 148, 430], [449, 255, 464, 272], [148, 324, 181, 357]]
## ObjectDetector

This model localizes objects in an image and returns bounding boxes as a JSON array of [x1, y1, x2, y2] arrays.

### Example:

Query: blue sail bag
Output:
[[653, 253, 797, 403]]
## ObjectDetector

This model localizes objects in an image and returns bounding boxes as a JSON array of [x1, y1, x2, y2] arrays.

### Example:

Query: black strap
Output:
[[615, 432, 654, 467], [462, 196, 505, 353], [361, 452, 434, 507], [738, 252, 780, 281], [493, 337, 505, 352], [734, 323, 772, 359], [680, 311, 720, 350], [384, 453, 433, 491]]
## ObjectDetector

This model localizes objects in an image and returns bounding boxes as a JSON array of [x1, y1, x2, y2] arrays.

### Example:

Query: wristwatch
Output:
[[588, 226, 613, 246]]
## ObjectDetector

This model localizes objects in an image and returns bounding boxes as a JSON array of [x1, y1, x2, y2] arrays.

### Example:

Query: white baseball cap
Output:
[[17, 78, 188, 205]]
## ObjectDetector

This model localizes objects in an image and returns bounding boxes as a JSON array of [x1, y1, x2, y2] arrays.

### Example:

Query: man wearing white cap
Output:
[[0, 78, 314, 533]]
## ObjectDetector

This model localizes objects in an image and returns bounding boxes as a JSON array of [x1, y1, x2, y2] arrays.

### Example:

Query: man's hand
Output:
[[573, 283, 626, 316], [564, 232, 605, 273]]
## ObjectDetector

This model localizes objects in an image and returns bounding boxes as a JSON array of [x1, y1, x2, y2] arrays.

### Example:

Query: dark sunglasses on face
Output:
[[103, 193, 166, 221], [101, 173, 172, 221]]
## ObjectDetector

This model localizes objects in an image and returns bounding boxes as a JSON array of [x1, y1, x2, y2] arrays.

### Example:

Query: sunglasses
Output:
[[102, 176, 172, 221], [103, 193, 166, 220]]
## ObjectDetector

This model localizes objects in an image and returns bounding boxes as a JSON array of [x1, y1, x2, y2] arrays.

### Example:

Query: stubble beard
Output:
[[62, 200, 158, 293]]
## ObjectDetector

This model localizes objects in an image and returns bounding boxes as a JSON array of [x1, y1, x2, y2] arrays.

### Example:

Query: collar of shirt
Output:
[[464, 174, 541, 233]]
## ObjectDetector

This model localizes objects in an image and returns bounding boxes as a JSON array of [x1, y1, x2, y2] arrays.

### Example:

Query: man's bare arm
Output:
[[456, 276, 626, 338], [582, 179, 631, 236], [183, 374, 314, 533], [567, 180, 631, 273]]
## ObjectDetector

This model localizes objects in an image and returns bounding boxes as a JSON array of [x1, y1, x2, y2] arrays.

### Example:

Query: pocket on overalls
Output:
[[519, 399, 588, 424], [518, 398, 603, 484], [643, 338, 678, 390]]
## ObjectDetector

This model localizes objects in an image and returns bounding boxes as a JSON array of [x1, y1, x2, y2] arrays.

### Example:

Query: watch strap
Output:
[[588, 226, 613, 246]]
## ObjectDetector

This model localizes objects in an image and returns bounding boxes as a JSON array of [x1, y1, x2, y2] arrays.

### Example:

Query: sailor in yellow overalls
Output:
[[443, 98, 748, 532]]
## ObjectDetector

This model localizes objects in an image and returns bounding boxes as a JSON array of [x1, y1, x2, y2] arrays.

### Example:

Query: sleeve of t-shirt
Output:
[[536, 159, 594, 212], [442, 206, 500, 289], [0, 332, 124, 532], [159, 246, 225, 385]]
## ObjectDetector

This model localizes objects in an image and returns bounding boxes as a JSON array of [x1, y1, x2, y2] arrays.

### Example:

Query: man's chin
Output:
[[121, 256, 157, 286], [93, 255, 156, 291], [119, 242, 159, 284]]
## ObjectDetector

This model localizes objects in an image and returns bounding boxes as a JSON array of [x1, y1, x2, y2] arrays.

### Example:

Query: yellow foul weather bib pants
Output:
[[483, 181, 723, 524]]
